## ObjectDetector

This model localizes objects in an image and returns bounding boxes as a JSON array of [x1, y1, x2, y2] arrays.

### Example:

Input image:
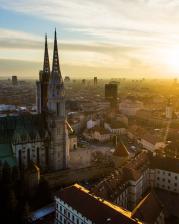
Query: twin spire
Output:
[[43, 34, 50, 77], [42, 29, 62, 83]]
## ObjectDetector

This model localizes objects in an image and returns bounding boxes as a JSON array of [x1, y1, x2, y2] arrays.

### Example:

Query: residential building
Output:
[[55, 184, 142, 224]]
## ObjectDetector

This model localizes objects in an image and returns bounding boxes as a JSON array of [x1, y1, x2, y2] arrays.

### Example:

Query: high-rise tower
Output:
[[47, 29, 69, 170], [166, 98, 173, 119], [36, 34, 50, 113]]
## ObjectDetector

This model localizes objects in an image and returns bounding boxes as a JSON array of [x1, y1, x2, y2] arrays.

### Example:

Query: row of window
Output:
[[56, 213, 85, 224], [56, 203, 86, 224], [157, 170, 178, 179], [156, 183, 177, 192], [157, 177, 178, 185]]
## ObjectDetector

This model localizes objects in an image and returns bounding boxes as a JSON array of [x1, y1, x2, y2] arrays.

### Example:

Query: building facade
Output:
[[91, 150, 179, 215], [55, 184, 141, 224]]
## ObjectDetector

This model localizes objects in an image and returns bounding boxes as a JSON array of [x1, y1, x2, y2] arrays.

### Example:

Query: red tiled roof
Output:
[[122, 151, 149, 181], [114, 141, 129, 157]]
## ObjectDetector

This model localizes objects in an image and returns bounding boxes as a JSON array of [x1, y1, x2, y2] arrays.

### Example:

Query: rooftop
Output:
[[150, 155, 179, 173], [132, 191, 163, 223], [57, 184, 142, 224], [114, 141, 129, 157]]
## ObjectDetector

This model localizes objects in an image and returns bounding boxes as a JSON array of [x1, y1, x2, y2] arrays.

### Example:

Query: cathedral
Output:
[[0, 30, 69, 171]]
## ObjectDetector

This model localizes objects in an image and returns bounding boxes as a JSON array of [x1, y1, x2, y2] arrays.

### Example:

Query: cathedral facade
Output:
[[0, 30, 69, 171]]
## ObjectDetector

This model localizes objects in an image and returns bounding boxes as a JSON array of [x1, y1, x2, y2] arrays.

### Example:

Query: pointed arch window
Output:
[[56, 103, 60, 116], [27, 148, 30, 166], [18, 150, 22, 169], [37, 147, 40, 165]]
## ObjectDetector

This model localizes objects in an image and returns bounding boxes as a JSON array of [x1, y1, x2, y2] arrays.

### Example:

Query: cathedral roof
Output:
[[0, 143, 16, 167], [0, 114, 48, 144]]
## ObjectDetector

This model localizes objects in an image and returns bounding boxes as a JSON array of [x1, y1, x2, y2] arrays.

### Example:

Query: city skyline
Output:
[[1, 1, 179, 78]]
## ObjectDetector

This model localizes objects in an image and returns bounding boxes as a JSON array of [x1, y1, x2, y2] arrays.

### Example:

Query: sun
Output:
[[163, 48, 179, 73]]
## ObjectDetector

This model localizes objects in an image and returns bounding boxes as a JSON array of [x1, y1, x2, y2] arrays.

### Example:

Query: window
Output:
[[174, 183, 177, 187], [168, 173, 171, 176], [37, 147, 40, 164], [27, 148, 30, 165], [168, 180, 170, 183], [68, 212, 70, 218], [162, 178, 165, 182], [72, 215, 74, 221], [175, 176, 178, 180]]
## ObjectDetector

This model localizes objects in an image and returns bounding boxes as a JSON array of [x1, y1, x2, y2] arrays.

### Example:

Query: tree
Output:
[[2, 161, 11, 185], [33, 178, 52, 209]]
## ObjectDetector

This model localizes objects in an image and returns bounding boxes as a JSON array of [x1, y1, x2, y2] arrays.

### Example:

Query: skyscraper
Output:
[[12, 75, 18, 85], [94, 76, 97, 86]]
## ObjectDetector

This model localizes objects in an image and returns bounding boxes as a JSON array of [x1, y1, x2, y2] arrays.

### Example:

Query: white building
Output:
[[119, 99, 143, 116], [127, 126, 166, 152], [83, 126, 111, 142], [55, 184, 141, 224], [87, 119, 100, 129], [104, 122, 126, 135], [91, 150, 178, 222]]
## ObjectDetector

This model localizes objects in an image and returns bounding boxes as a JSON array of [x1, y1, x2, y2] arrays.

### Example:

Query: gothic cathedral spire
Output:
[[47, 29, 68, 170], [48, 29, 65, 117], [43, 34, 50, 80], [51, 28, 63, 83], [36, 34, 50, 113]]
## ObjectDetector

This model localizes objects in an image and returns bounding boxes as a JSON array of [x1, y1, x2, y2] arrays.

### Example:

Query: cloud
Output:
[[1, 1, 179, 78], [0, 28, 139, 67], [0, 57, 158, 79], [2, 0, 179, 32], [1, 0, 179, 49]]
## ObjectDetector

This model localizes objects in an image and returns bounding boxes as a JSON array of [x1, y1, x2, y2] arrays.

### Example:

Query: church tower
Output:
[[36, 34, 50, 113], [47, 29, 69, 170]]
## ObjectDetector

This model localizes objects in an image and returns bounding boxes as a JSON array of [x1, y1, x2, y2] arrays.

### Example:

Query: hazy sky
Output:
[[1, 0, 179, 79]]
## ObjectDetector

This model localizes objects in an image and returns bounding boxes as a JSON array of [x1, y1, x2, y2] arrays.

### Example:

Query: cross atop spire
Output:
[[42, 33, 50, 80], [51, 29, 62, 83]]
